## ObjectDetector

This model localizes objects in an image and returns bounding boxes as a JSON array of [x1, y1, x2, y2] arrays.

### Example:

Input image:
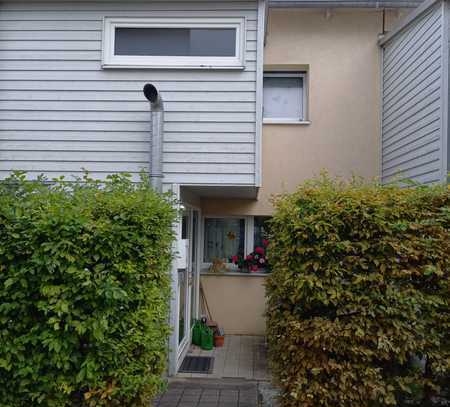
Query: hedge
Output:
[[0, 172, 176, 407], [266, 177, 449, 407]]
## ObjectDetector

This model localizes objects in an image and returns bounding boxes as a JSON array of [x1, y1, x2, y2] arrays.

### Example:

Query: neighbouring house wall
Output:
[[381, 1, 448, 185], [201, 8, 408, 216], [200, 274, 267, 335], [0, 0, 261, 186]]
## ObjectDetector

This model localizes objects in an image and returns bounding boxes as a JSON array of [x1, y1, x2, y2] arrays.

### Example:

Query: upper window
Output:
[[103, 17, 245, 69], [263, 72, 307, 123]]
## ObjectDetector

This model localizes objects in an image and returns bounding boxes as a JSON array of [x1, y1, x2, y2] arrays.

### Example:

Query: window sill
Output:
[[102, 64, 245, 70], [201, 270, 270, 277], [263, 119, 311, 125]]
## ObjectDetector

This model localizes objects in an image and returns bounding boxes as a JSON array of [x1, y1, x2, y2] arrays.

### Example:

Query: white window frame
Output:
[[201, 215, 254, 270], [263, 71, 308, 124], [102, 17, 246, 69]]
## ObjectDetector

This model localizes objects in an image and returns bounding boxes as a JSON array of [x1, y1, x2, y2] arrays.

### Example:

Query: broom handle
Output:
[[200, 280, 213, 322]]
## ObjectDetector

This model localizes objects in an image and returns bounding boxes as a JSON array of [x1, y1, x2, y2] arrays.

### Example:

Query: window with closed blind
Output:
[[263, 72, 308, 123]]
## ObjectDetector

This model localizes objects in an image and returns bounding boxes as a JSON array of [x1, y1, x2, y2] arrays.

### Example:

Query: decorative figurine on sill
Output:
[[209, 257, 228, 273]]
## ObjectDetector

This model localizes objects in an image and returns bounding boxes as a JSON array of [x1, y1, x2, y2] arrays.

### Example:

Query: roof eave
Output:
[[269, 0, 423, 8]]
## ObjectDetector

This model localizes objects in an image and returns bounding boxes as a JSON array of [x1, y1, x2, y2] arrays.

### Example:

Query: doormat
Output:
[[179, 356, 214, 374]]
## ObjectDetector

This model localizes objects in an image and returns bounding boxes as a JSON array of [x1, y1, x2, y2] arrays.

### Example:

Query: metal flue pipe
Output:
[[143, 83, 164, 192]]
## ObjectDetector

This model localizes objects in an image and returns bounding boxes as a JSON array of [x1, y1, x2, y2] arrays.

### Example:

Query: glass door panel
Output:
[[177, 207, 200, 359], [178, 211, 190, 346], [178, 269, 186, 344], [190, 210, 199, 322]]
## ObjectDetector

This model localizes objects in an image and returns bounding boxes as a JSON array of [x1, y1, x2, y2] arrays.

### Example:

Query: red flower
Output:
[[255, 246, 265, 255], [262, 239, 269, 247], [246, 255, 254, 261], [231, 255, 239, 264], [250, 264, 259, 272]]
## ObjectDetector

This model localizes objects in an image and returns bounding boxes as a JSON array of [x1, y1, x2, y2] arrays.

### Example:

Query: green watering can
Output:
[[192, 319, 214, 350], [192, 320, 202, 346], [200, 326, 214, 351]]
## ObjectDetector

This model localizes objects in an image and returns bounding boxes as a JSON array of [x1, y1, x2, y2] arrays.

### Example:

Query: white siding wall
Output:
[[381, 1, 447, 185], [0, 0, 260, 185]]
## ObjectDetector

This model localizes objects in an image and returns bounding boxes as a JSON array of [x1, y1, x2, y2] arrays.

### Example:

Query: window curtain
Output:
[[204, 218, 244, 262]]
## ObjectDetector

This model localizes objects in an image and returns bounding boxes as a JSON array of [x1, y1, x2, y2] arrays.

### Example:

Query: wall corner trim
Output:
[[440, 0, 449, 182], [255, 0, 267, 188], [378, 0, 443, 46]]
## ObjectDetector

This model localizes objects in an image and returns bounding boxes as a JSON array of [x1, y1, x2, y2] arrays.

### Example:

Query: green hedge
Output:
[[0, 172, 176, 407], [266, 177, 449, 407]]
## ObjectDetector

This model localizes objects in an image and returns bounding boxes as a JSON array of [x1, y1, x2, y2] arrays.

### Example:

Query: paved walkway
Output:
[[177, 335, 269, 380], [153, 336, 277, 407], [153, 378, 259, 407]]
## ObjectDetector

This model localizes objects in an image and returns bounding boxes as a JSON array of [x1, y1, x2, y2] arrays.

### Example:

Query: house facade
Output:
[[1, 0, 440, 376]]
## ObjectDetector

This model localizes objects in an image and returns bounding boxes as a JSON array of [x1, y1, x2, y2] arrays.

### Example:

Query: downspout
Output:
[[143, 83, 164, 192], [143, 84, 175, 375]]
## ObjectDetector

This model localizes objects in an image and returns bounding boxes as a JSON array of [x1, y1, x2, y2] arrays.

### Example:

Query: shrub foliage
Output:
[[0, 172, 176, 407], [266, 177, 449, 407]]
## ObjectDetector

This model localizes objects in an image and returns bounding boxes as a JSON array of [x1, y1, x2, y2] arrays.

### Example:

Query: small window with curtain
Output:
[[103, 17, 245, 69], [263, 72, 307, 123], [203, 218, 245, 263]]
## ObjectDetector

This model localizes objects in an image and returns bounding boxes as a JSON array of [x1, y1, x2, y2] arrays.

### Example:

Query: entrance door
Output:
[[177, 207, 200, 362]]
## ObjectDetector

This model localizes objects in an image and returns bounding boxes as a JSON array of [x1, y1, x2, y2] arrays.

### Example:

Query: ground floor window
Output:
[[202, 216, 271, 271], [203, 217, 245, 263]]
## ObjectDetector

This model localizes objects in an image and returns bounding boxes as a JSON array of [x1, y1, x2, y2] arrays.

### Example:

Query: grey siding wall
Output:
[[0, 0, 261, 185], [448, 1, 450, 178], [381, 1, 447, 184]]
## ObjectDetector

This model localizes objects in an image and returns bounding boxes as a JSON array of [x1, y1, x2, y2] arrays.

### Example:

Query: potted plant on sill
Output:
[[230, 240, 270, 273]]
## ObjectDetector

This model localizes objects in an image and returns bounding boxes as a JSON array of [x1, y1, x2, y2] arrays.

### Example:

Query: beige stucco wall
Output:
[[198, 9, 410, 336], [200, 274, 267, 335], [201, 8, 408, 216]]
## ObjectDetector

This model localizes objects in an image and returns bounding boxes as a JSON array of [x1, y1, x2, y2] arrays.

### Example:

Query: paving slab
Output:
[[182, 335, 269, 381], [153, 378, 259, 407]]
